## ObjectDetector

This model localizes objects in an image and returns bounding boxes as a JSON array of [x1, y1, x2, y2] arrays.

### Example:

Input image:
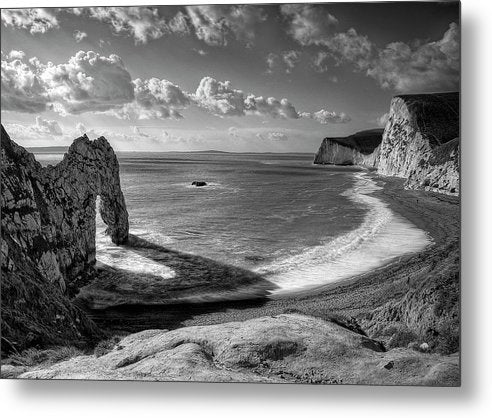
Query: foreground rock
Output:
[[313, 92, 459, 195], [313, 129, 383, 166], [20, 314, 459, 385], [1, 125, 129, 352]]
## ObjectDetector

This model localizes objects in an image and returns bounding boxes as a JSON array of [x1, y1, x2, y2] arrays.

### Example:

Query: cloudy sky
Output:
[[1, 2, 459, 152]]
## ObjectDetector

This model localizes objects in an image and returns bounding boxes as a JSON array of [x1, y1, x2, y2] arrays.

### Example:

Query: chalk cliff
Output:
[[377, 93, 459, 195], [313, 92, 459, 195], [313, 129, 383, 167], [1, 125, 128, 352]]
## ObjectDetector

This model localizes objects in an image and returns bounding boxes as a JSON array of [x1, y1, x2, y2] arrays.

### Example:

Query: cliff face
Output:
[[313, 93, 459, 195], [377, 93, 459, 195], [1, 125, 129, 352], [313, 129, 383, 167]]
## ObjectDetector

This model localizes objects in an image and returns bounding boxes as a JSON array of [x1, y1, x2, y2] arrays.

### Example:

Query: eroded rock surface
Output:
[[1, 125, 128, 352], [313, 129, 383, 167], [313, 93, 459, 195], [20, 314, 459, 386], [377, 93, 459, 195]]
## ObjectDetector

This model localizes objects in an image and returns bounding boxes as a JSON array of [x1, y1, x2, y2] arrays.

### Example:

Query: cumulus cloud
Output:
[[193, 77, 348, 123], [323, 28, 374, 70], [2, 123, 50, 142], [312, 53, 341, 81], [294, 20, 459, 93], [367, 22, 460, 92], [194, 77, 247, 116], [2, 50, 350, 124], [168, 11, 190, 34], [73, 30, 87, 43], [194, 76, 302, 120], [76, 7, 169, 44], [2, 6, 267, 46], [34, 116, 63, 135], [280, 4, 338, 46], [255, 131, 289, 141], [299, 109, 351, 124], [186, 5, 266, 46], [7, 50, 26, 60], [1, 8, 59, 34], [267, 132, 288, 141], [281, 4, 374, 70], [1, 51, 49, 113], [1, 50, 134, 115], [282, 2, 459, 93], [2, 118, 63, 143], [108, 77, 190, 120], [244, 95, 299, 119], [76, 122, 87, 134], [291, 26, 374, 71], [266, 50, 300, 74], [40, 50, 135, 114]]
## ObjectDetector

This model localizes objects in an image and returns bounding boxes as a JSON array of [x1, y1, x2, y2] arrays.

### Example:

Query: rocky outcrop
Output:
[[313, 93, 459, 195], [1, 125, 129, 352], [377, 93, 459, 195], [19, 314, 460, 386], [313, 129, 383, 167]]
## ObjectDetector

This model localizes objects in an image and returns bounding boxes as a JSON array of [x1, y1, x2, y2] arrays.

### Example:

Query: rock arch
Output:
[[1, 125, 129, 297]]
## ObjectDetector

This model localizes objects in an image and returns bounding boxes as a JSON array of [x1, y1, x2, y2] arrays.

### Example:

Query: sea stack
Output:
[[1, 125, 129, 351]]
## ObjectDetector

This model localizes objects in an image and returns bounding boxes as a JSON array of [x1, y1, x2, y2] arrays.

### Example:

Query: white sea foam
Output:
[[95, 201, 175, 279], [257, 172, 431, 294], [95, 231, 175, 279]]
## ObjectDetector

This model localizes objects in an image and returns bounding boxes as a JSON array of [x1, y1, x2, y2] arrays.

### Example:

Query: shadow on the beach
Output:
[[75, 234, 277, 333]]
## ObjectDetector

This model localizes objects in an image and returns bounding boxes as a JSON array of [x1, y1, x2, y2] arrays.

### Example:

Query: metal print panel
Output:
[[0, 2, 460, 386]]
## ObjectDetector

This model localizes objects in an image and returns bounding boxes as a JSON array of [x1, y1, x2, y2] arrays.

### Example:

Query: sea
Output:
[[35, 151, 431, 296]]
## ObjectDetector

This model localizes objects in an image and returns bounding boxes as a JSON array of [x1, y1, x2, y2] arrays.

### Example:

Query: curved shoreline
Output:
[[168, 175, 459, 330], [93, 170, 432, 301], [260, 171, 431, 295], [79, 174, 459, 339]]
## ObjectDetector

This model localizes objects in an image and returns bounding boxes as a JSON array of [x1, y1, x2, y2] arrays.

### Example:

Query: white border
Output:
[[1, 1, 491, 417]]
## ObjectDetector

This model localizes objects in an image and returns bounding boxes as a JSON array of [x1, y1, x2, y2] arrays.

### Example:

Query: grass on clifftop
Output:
[[3, 346, 85, 368]]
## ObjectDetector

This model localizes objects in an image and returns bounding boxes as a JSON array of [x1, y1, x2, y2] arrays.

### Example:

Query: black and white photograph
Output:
[[1, 1, 462, 387]]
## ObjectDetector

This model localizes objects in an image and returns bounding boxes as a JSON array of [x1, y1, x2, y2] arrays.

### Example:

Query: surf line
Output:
[[258, 171, 432, 295]]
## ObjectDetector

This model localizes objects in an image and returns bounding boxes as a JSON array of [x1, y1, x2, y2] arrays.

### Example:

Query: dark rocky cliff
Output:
[[1, 125, 129, 353], [313, 129, 383, 167]]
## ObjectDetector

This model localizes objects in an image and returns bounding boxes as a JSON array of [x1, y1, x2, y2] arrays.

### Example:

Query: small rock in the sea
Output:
[[192, 181, 207, 187]]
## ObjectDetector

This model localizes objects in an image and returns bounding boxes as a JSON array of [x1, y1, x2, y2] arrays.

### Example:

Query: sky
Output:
[[1, 2, 460, 152]]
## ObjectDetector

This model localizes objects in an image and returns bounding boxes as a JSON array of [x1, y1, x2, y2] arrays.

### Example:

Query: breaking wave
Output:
[[257, 172, 431, 294]]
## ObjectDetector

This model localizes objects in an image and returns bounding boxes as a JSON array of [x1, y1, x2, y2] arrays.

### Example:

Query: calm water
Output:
[[36, 151, 431, 294]]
